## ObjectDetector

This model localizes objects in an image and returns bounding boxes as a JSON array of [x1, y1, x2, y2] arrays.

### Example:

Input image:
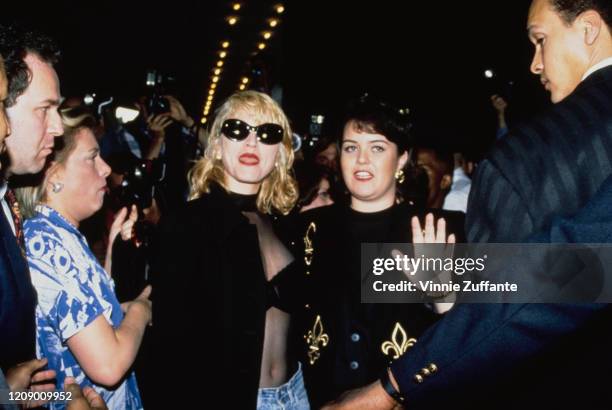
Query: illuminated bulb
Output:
[[209, 89, 215, 95], [241, 77, 249, 84], [212, 76, 219, 83], [217, 60, 224, 67], [275, 5, 284, 14], [258, 42, 266, 50], [269, 19, 278, 28], [222, 41, 230, 48], [262, 31, 272, 40], [214, 68, 222, 75], [207, 95, 213, 101], [211, 82, 217, 89], [239, 84, 246, 91], [232, 3, 241, 11], [201, 117, 207, 124], [227, 16, 238, 25], [219, 51, 227, 59]]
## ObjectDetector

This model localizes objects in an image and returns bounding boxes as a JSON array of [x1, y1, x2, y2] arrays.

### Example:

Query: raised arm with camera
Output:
[[145, 113, 172, 160], [166, 94, 195, 129]]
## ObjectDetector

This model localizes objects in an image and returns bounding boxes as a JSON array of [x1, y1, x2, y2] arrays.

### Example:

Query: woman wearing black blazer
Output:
[[287, 95, 465, 407], [153, 91, 309, 409]]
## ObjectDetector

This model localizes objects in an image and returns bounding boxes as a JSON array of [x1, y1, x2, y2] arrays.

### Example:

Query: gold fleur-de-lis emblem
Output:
[[304, 222, 317, 267], [305, 315, 329, 365], [381, 322, 416, 360]]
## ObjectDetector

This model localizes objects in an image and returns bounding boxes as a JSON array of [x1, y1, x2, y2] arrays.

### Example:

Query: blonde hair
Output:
[[188, 90, 298, 215], [16, 108, 97, 218]]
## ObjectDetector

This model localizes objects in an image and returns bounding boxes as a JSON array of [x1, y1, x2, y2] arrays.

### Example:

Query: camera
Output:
[[309, 114, 325, 141], [147, 94, 170, 116], [145, 69, 173, 116], [116, 156, 166, 211]]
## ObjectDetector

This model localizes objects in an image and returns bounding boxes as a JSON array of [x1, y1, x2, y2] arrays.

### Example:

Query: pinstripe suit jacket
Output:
[[390, 65, 612, 408], [467, 64, 612, 243]]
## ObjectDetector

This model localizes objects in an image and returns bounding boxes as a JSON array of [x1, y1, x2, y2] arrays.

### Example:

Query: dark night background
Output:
[[1, 0, 550, 157]]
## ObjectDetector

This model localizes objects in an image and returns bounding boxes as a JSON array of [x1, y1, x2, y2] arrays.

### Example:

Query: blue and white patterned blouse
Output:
[[25, 205, 143, 410]]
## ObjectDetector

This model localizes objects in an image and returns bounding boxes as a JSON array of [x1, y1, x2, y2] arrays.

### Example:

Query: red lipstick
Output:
[[239, 153, 260, 165]]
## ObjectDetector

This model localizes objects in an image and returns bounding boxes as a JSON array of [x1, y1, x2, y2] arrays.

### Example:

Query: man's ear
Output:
[[579, 10, 603, 46], [440, 173, 452, 191]]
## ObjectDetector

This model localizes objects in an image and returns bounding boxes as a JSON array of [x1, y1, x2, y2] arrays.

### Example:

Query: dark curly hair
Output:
[[342, 93, 413, 154], [551, 0, 612, 27], [0, 25, 60, 107]]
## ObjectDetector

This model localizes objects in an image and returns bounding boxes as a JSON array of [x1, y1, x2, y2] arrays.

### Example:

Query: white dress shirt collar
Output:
[[582, 57, 612, 81]]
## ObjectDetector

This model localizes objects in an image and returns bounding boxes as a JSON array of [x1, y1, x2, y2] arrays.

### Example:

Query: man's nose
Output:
[[47, 108, 64, 137], [530, 49, 543, 75]]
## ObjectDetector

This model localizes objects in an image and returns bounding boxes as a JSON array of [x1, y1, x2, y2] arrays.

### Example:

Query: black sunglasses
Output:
[[221, 119, 284, 145]]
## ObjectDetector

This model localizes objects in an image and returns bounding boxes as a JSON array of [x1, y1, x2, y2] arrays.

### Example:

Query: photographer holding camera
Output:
[[96, 77, 198, 407]]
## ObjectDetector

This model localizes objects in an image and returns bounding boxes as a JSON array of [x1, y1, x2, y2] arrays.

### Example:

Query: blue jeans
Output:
[[257, 363, 310, 410]]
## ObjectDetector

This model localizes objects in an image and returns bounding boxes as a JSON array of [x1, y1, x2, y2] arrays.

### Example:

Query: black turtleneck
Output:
[[227, 191, 258, 212], [346, 204, 396, 244]]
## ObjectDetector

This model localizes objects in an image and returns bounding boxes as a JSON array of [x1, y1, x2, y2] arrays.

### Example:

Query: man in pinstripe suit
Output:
[[323, 0, 612, 408]]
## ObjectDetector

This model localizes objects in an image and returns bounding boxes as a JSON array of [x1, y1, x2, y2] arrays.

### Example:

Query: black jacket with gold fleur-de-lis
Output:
[[283, 201, 465, 407]]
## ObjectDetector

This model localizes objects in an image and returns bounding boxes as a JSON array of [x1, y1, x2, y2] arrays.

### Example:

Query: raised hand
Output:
[[411, 213, 456, 244], [108, 205, 138, 245], [165, 95, 194, 128], [147, 113, 173, 140], [120, 205, 138, 242], [491, 94, 508, 115], [105, 205, 140, 273], [392, 213, 457, 312]]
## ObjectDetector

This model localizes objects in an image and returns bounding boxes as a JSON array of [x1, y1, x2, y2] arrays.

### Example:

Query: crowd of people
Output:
[[2, 0, 612, 409]]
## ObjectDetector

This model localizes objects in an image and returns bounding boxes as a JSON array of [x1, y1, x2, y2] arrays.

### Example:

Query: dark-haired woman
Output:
[[288, 96, 465, 407]]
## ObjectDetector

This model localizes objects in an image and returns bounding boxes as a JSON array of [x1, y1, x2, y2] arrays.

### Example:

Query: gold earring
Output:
[[395, 169, 405, 184]]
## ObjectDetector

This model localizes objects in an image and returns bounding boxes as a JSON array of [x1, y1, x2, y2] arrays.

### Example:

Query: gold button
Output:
[[421, 368, 430, 376], [414, 374, 424, 384], [428, 363, 438, 373]]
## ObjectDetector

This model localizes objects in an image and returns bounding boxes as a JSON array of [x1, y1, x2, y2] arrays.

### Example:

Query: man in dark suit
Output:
[[323, 0, 612, 408], [0, 25, 62, 397]]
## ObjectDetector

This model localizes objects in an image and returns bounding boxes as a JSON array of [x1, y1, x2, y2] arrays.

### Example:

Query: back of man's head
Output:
[[0, 25, 60, 108], [551, 0, 612, 27]]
